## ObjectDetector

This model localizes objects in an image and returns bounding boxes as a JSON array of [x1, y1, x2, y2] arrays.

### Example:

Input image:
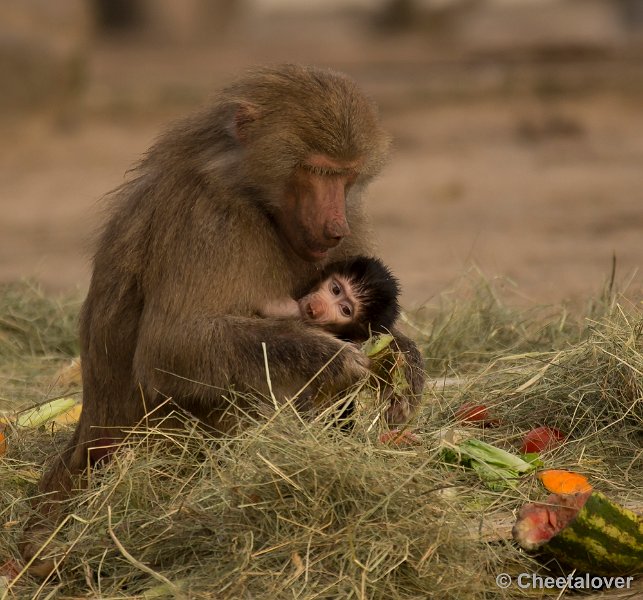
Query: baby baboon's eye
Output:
[[331, 281, 341, 296], [341, 304, 352, 317]]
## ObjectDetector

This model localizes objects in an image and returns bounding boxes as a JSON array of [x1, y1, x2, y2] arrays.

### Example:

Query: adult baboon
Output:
[[24, 64, 425, 571]]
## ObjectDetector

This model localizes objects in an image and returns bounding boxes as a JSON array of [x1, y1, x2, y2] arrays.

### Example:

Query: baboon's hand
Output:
[[383, 391, 413, 425], [310, 330, 371, 388], [377, 330, 426, 425], [340, 342, 371, 382], [19, 526, 57, 579]]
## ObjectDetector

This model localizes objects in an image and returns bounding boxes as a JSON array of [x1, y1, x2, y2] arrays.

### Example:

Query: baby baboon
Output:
[[24, 64, 425, 574], [260, 255, 400, 342]]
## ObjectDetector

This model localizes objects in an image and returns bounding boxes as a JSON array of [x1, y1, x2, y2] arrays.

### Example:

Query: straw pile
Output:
[[0, 278, 640, 599]]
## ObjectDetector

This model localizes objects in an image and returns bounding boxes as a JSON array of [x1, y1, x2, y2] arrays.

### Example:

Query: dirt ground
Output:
[[2, 13, 643, 311]]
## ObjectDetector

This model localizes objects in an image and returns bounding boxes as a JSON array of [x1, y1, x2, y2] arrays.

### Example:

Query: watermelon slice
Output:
[[513, 491, 643, 576]]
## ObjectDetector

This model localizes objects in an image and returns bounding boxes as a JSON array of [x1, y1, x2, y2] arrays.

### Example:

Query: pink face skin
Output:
[[276, 155, 361, 262], [297, 274, 358, 331]]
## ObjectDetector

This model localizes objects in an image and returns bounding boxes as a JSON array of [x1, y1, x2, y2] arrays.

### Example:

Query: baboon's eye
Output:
[[303, 164, 337, 177], [331, 281, 341, 296], [341, 304, 352, 317]]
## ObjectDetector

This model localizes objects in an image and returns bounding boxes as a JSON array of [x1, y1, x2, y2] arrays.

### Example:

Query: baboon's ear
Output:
[[231, 102, 261, 143]]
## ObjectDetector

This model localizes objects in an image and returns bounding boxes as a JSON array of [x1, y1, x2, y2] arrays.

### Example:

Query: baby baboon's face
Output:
[[297, 275, 358, 332]]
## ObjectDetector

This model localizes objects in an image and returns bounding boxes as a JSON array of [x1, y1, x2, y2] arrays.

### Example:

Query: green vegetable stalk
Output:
[[443, 438, 539, 491]]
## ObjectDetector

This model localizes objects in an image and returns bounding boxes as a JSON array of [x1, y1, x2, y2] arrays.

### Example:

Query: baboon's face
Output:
[[298, 274, 358, 331], [277, 155, 360, 262]]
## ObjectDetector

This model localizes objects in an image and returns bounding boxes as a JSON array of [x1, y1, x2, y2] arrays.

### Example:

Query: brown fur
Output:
[[23, 65, 425, 574]]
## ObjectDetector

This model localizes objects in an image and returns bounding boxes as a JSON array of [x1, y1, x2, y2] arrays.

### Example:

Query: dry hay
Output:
[[414, 276, 642, 505], [0, 281, 80, 415], [0, 281, 79, 361], [1, 408, 511, 599], [0, 278, 641, 599], [405, 267, 622, 376]]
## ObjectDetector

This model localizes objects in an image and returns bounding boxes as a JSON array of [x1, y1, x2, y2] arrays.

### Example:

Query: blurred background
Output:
[[1, 0, 642, 309]]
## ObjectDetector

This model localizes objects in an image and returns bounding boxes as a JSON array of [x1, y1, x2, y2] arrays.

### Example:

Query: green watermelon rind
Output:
[[542, 492, 643, 576]]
